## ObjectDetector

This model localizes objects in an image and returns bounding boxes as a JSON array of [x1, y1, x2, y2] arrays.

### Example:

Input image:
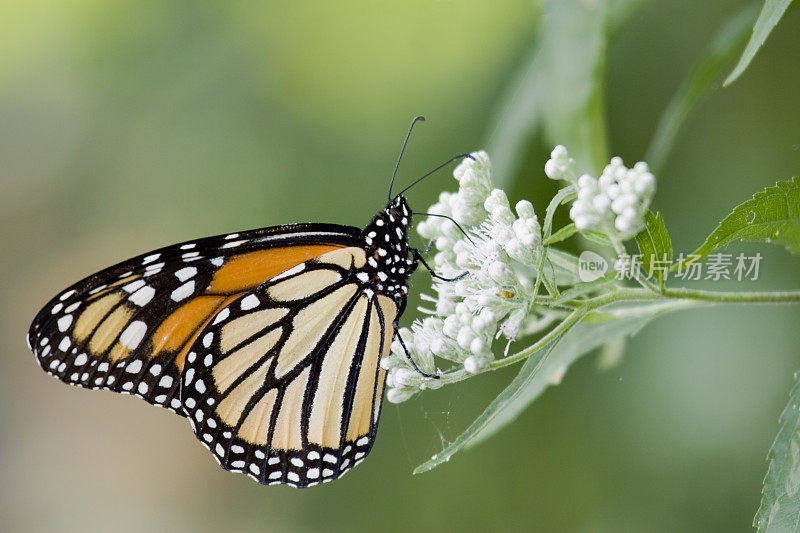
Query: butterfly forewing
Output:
[[181, 247, 398, 487], [28, 224, 362, 414]]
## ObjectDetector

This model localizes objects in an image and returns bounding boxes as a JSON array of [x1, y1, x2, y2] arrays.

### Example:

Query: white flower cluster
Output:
[[383, 152, 544, 403], [545, 146, 656, 240]]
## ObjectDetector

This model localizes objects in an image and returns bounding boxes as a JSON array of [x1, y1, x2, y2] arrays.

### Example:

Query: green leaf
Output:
[[545, 248, 581, 286], [689, 178, 800, 261], [414, 302, 683, 474], [554, 274, 617, 304], [486, 0, 613, 186], [537, 0, 609, 174], [646, 5, 757, 172], [724, 0, 795, 87], [581, 230, 614, 248], [634, 211, 673, 288], [544, 223, 577, 245], [753, 372, 800, 532], [534, 186, 577, 295]]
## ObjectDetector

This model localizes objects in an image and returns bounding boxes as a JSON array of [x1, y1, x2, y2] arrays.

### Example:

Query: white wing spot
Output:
[[207, 418, 217, 428], [120, 322, 147, 350], [211, 257, 224, 267], [159, 375, 173, 388], [202, 332, 214, 348], [240, 295, 260, 310], [122, 279, 146, 293], [59, 289, 77, 301], [195, 411, 204, 422], [185, 397, 196, 408], [129, 285, 155, 306], [255, 450, 265, 459], [142, 254, 160, 265], [89, 285, 107, 295], [225, 233, 240, 240], [291, 458, 304, 467], [215, 443, 225, 456], [221, 240, 244, 249], [307, 468, 320, 479], [323, 454, 337, 464], [195, 379, 206, 393], [73, 353, 88, 366], [212, 307, 230, 325], [57, 315, 73, 332], [268, 457, 280, 465], [175, 266, 197, 282], [65, 302, 81, 313], [356, 436, 369, 446], [154, 394, 167, 403], [126, 359, 143, 373], [307, 451, 320, 460], [231, 445, 244, 454], [149, 364, 162, 376], [182, 251, 200, 259], [204, 354, 213, 366], [58, 337, 71, 352], [51, 303, 64, 314], [122, 381, 133, 391], [249, 464, 260, 475], [180, 243, 196, 250], [287, 472, 300, 482], [171, 280, 195, 302], [137, 382, 148, 394]]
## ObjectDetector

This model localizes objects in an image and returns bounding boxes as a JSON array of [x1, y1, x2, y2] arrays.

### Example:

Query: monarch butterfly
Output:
[[27, 117, 467, 488]]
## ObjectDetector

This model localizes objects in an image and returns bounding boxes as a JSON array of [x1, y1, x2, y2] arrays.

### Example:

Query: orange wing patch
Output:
[[207, 245, 344, 294]]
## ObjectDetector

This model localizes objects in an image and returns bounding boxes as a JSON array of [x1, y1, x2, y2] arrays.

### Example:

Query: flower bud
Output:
[[387, 387, 416, 404]]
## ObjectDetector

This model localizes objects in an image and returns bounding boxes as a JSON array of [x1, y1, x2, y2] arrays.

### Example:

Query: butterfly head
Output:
[[359, 195, 415, 301]]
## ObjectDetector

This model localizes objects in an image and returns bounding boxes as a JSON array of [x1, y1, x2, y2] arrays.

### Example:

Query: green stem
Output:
[[432, 285, 800, 386], [662, 287, 800, 304]]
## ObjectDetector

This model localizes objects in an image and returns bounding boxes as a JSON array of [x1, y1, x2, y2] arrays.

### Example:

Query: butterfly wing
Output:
[[180, 246, 398, 487], [27, 224, 362, 415]]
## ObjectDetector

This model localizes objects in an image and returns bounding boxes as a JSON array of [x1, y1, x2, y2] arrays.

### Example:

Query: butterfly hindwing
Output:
[[28, 224, 362, 414], [181, 247, 399, 487]]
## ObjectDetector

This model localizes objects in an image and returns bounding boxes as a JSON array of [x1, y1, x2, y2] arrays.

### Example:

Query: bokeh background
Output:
[[2, 1, 800, 532]]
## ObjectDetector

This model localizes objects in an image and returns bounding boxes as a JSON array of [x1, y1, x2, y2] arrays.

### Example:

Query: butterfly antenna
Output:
[[388, 115, 426, 201], [395, 153, 474, 198], [412, 212, 474, 244]]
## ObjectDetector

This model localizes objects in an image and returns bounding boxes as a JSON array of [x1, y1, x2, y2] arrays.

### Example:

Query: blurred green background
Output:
[[2, 1, 800, 532]]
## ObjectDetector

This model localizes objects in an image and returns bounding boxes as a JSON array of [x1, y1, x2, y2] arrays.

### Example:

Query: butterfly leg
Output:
[[411, 248, 468, 282], [393, 323, 439, 379]]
